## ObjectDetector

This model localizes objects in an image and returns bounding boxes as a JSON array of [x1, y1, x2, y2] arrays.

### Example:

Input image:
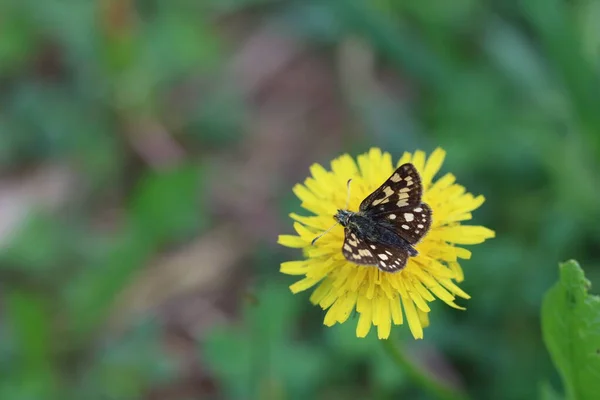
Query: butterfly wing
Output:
[[342, 228, 411, 272], [378, 202, 433, 245], [372, 244, 410, 272], [359, 163, 423, 216], [342, 162, 431, 272], [341, 228, 378, 266]]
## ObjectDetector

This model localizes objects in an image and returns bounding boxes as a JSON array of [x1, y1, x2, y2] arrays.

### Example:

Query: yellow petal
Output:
[[449, 261, 465, 282], [320, 287, 341, 309], [397, 151, 412, 166], [289, 275, 322, 293], [438, 278, 471, 299], [420, 258, 455, 279], [331, 154, 359, 178], [357, 153, 374, 186], [413, 269, 459, 306], [356, 289, 369, 313], [454, 247, 472, 259], [280, 260, 309, 275], [390, 296, 404, 325], [292, 184, 317, 204], [426, 172, 456, 196], [289, 213, 334, 230], [411, 279, 436, 302], [309, 279, 332, 305], [453, 194, 486, 213], [422, 147, 446, 188], [366, 268, 377, 299], [376, 295, 392, 339], [293, 222, 316, 241], [418, 309, 430, 328], [408, 289, 431, 313], [278, 235, 306, 248], [350, 267, 368, 292], [411, 150, 426, 173], [309, 163, 334, 189], [337, 291, 358, 323], [323, 303, 339, 326], [438, 225, 496, 244], [356, 303, 373, 338], [402, 297, 423, 340], [330, 264, 354, 288]]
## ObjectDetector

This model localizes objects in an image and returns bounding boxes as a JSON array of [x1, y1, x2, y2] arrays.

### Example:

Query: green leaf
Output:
[[128, 163, 207, 245], [540, 381, 564, 400], [203, 283, 327, 400], [0, 212, 69, 272], [541, 260, 600, 400], [74, 322, 175, 400], [67, 226, 152, 336], [4, 290, 59, 399]]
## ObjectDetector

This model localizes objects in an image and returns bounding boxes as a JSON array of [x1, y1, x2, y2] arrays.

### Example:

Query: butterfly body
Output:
[[334, 209, 418, 257], [334, 163, 432, 273]]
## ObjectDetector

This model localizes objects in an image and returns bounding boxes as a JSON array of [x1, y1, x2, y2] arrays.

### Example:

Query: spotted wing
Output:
[[341, 229, 378, 266], [359, 163, 423, 216], [379, 202, 433, 245], [372, 244, 410, 273], [341, 229, 411, 272]]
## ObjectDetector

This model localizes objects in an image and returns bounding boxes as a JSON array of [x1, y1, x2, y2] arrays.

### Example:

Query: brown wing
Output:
[[341, 228, 378, 266], [379, 202, 432, 245], [341, 228, 412, 272], [359, 163, 423, 216]]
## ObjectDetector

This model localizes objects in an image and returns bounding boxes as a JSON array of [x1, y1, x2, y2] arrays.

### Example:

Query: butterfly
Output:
[[332, 163, 432, 273]]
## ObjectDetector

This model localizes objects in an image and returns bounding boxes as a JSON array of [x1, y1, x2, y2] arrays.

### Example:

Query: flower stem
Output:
[[381, 339, 470, 400]]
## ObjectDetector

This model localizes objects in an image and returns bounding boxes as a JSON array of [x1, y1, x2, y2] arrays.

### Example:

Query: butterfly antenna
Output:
[[345, 178, 352, 209], [311, 221, 338, 246], [312, 178, 352, 246]]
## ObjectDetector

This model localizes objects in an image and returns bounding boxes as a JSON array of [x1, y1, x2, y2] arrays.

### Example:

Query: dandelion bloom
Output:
[[278, 148, 494, 339]]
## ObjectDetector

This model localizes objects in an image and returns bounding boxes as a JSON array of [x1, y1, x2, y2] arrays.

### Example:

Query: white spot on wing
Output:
[[404, 213, 414, 222], [402, 224, 410, 230], [378, 253, 388, 260], [359, 249, 372, 257]]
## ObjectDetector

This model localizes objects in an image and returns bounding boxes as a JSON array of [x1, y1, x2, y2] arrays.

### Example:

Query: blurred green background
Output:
[[1, 1, 600, 399]]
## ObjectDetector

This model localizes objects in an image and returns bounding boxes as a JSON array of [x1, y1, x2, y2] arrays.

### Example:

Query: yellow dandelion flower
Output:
[[278, 148, 495, 340]]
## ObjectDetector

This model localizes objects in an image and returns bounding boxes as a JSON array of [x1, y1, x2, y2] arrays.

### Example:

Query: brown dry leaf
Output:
[[109, 224, 252, 329], [0, 165, 76, 248]]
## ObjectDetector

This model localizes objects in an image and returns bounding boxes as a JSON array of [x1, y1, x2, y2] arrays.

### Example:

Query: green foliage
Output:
[[2, 290, 58, 400], [204, 283, 328, 400], [129, 164, 208, 245], [204, 281, 416, 399], [540, 381, 564, 400], [542, 260, 600, 400]]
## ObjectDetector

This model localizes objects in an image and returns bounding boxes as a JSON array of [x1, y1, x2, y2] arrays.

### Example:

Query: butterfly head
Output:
[[334, 209, 354, 227]]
